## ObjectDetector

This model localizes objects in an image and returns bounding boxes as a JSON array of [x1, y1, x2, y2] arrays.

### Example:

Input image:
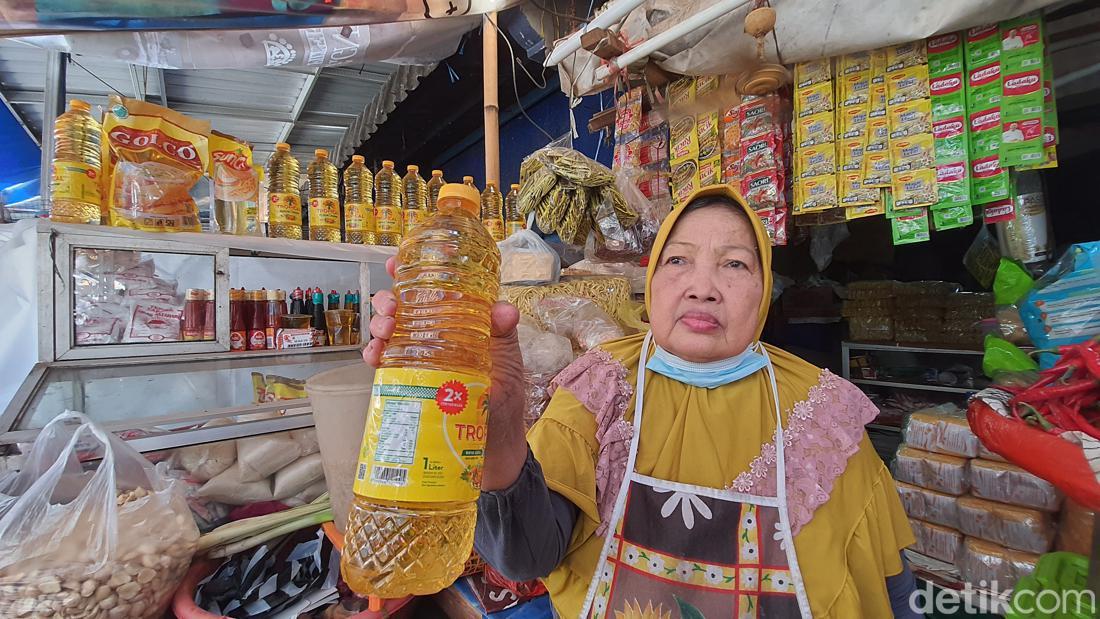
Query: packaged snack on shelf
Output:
[[893, 445, 970, 495], [886, 40, 928, 72], [971, 155, 1011, 205], [744, 169, 783, 211], [839, 51, 872, 76], [928, 32, 965, 77], [795, 175, 837, 212], [697, 110, 721, 161], [933, 115, 968, 164], [909, 518, 964, 563], [669, 115, 699, 163], [670, 159, 701, 206], [840, 172, 879, 207], [124, 301, 183, 343], [755, 206, 789, 247], [933, 204, 975, 230], [740, 95, 778, 140], [999, 16, 1045, 168], [668, 76, 696, 110], [697, 156, 722, 186], [956, 496, 1055, 554], [1000, 12, 1044, 73], [1019, 242, 1100, 350], [865, 115, 890, 155], [500, 230, 561, 285], [796, 111, 834, 148], [863, 151, 892, 186], [888, 99, 932, 139], [969, 458, 1062, 512], [846, 202, 885, 220], [957, 537, 1039, 591], [721, 103, 741, 150], [934, 161, 971, 211], [1055, 499, 1095, 556], [535, 295, 625, 351], [886, 65, 931, 105], [104, 96, 209, 233], [892, 170, 937, 209], [890, 133, 936, 172], [615, 87, 643, 145], [931, 72, 967, 119], [638, 128, 669, 167], [796, 81, 834, 117], [839, 106, 869, 140], [795, 57, 832, 88], [903, 406, 979, 457], [695, 75, 721, 102], [967, 61, 1003, 111], [966, 24, 1002, 67], [799, 144, 836, 178], [741, 133, 780, 176], [837, 138, 865, 172], [983, 197, 1015, 223], [896, 481, 960, 529], [838, 70, 871, 108]]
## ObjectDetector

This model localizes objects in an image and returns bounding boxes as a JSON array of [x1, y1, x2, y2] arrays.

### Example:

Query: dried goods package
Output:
[[0, 412, 198, 619], [500, 229, 561, 285], [235, 432, 303, 483], [957, 537, 1039, 591], [956, 496, 1055, 554], [903, 406, 980, 457], [196, 463, 275, 505], [896, 481, 959, 529], [174, 423, 236, 482], [1056, 499, 1095, 556], [908, 518, 963, 563], [969, 458, 1062, 512], [893, 445, 970, 495], [272, 453, 325, 500], [535, 295, 624, 351]]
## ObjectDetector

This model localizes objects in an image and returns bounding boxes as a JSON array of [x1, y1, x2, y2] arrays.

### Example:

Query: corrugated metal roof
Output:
[[0, 39, 434, 168]]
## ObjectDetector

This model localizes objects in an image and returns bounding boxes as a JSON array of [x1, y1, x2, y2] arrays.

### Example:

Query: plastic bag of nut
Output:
[[0, 411, 199, 618]]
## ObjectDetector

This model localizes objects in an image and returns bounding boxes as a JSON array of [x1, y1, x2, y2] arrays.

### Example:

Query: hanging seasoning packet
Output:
[[891, 208, 932, 244], [933, 204, 975, 230]]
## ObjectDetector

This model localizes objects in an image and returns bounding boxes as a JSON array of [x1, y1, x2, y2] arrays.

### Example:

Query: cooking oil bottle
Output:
[[504, 183, 525, 237], [426, 170, 445, 213], [266, 143, 302, 239], [344, 183, 500, 598], [50, 99, 104, 225], [307, 149, 341, 242], [480, 181, 505, 242], [462, 176, 477, 192], [403, 165, 429, 234], [343, 155, 374, 244], [374, 160, 403, 246]]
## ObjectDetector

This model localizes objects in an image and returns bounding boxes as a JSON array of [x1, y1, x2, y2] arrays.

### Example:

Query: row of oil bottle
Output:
[[48, 97, 526, 243], [267, 144, 527, 245]]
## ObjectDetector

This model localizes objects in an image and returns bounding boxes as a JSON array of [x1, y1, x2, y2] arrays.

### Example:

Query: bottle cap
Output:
[[276, 289, 286, 301], [315, 148, 328, 158], [382, 160, 395, 168], [330, 290, 338, 294], [463, 176, 474, 182], [407, 165, 419, 173], [230, 288, 246, 301], [69, 99, 91, 111], [432, 170, 443, 177], [266, 289, 281, 301], [352, 155, 365, 163], [511, 183, 520, 190], [438, 183, 481, 214], [486, 181, 496, 188], [276, 143, 291, 152], [248, 290, 266, 301], [185, 288, 206, 301]]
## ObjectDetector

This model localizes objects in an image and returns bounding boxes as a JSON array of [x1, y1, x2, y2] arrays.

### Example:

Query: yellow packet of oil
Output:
[[892, 168, 938, 208]]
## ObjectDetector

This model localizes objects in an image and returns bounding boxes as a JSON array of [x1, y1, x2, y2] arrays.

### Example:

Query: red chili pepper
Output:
[[1080, 346, 1100, 381], [1063, 405, 1100, 441], [1045, 400, 1079, 432], [1018, 372, 1064, 397], [1017, 380, 1100, 404], [1040, 358, 1084, 376]]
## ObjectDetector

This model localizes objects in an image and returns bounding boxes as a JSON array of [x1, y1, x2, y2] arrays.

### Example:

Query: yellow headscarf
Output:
[[527, 185, 914, 618]]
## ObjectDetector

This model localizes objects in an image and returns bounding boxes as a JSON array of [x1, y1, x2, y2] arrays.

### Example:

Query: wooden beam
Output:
[[483, 13, 500, 187]]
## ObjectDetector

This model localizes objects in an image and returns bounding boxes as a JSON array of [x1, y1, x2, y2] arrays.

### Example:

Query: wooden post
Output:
[[483, 13, 500, 187]]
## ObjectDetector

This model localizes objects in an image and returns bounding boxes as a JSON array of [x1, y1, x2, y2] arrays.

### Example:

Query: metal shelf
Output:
[[866, 423, 902, 433], [850, 378, 978, 394], [48, 344, 364, 369], [842, 341, 984, 355]]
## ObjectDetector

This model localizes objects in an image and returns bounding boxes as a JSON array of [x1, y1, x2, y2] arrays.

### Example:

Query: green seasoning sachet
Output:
[[891, 208, 931, 244]]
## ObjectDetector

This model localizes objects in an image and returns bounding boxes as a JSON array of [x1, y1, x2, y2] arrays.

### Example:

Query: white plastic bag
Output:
[[500, 229, 561, 286], [535, 295, 625, 351], [0, 412, 198, 618]]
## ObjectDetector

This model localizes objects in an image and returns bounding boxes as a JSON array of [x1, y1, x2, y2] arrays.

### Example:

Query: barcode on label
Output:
[[357, 463, 368, 481], [371, 465, 408, 487]]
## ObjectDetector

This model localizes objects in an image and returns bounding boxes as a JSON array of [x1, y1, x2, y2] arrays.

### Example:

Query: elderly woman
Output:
[[366, 185, 918, 618]]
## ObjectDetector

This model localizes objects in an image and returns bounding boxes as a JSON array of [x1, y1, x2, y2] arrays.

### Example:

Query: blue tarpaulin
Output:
[[0, 103, 41, 207]]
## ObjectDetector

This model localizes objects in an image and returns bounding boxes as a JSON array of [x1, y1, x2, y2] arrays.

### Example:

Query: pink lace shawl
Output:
[[551, 350, 877, 537]]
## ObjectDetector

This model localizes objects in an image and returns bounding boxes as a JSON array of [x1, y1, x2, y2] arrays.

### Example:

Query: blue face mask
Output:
[[645, 343, 768, 389]]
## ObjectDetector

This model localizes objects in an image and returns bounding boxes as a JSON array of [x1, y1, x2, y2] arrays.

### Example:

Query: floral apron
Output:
[[580, 332, 813, 619]]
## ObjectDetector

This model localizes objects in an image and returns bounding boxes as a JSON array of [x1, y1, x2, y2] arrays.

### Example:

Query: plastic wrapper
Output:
[[908, 518, 963, 563], [893, 445, 970, 495], [499, 230, 561, 286], [896, 481, 959, 529], [209, 131, 259, 235], [969, 458, 1062, 512], [0, 412, 198, 618], [517, 319, 575, 428], [196, 463, 275, 505], [956, 496, 1055, 554], [535, 296, 624, 352], [563, 260, 647, 295], [1056, 499, 1095, 556], [173, 421, 236, 482], [1020, 242, 1100, 350], [236, 433, 303, 483], [272, 453, 325, 500], [104, 96, 209, 233], [503, 276, 635, 332], [957, 537, 1039, 591], [72, 249, 182, 346], [903, 405, 979, 457], [123, 300, 183, 343]]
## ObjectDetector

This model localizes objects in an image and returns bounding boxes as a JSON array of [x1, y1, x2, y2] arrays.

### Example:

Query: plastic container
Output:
[[308, 148, 341, 242], [266, 143, 302, 239], [374, 161, 403, 246], [50, 99, 104, 224], [344, 155, 375, 245], [504, 183, 525, 238], [480, 181, 505, 241], [342, 184, 500, 598], [427, 170, 445, 212], [402, 165, 428, 235]]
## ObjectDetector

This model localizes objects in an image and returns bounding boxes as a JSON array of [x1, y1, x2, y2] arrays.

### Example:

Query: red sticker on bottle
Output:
[[437, 380, 469, 415]]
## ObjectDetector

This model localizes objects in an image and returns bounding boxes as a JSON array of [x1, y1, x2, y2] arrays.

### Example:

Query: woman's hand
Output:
[[363, 257, 530, 492]]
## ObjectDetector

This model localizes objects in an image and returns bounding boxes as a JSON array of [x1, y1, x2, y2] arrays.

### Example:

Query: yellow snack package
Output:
[[797, 144, 836, 178], [846, 201, 886, 219], [866, 115, 890, 153], [104, 96, 210, 232], [886, 64, 931, 105], [839, 105, 869, 140], [840, 170, 879, 206], [796, 111, 835, 148], [837, 138, 866, 172], [839, 70, 872, 107], [863, 151, 892, 186], [797, 175, 838, 212], [886, 40, 928, 72], [670, 114, 700, 163], [838, 51, 872, 76], [889, 133, 935, 172], [870, 48, 888, 84], [669, 77, 697, 111], [888, 99, 933, 139], [870, 81, 888, 116], [892, 168, 938, 208], [796, 81, 834, 118], [795, 57, 833, 89]]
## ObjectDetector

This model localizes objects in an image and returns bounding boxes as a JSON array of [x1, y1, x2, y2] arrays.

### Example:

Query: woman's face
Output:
[[649, 205, 764, 363]]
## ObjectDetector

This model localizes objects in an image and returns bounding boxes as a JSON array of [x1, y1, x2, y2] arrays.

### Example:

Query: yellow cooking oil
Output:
[[480, 181, 505, 242], [402, 165, 429, 234], [343, 183, 500, 598], [307, 148, 341, 242], [462, 175, 477, 192], [266, 143, 302, 239], [50, 99, 104, 225], [504, 183, 525, 237], [426, 170, 445, 213], [343, 155, 375, 245], [374, 160, 403, 246]]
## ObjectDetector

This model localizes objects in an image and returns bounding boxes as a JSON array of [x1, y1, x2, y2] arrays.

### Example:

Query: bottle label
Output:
[[309, 197, 340, 228], [483, 218, 505, 241], [269, 193, 302, 225], [353, 367, 489, 503], [403, 208, 426, 233], [506, 221, 526, 237], [51, 161, 103, 205], [345, 201, 374, 233], [248, 329, 267, 350], [376, 206, 402, 234], [265, 327, 276, 350]]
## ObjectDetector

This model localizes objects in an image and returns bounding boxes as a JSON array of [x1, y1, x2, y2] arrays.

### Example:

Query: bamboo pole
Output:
[[483, 12, 500, 187]]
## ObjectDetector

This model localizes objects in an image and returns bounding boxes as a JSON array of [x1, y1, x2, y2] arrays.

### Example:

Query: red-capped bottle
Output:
[[202, 290, 216, 341], [181, 289, 206, 342], [248, 289, 267, 350], [230, 288, 248, 351], [265, 289, 284, 349]]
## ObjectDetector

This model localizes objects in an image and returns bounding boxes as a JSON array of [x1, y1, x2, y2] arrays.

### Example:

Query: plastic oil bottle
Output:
[[50, 99, 104, 225], [504, 183, 525, 238], [266, 143, 302, 239], [307, 149, 341, 242], [343, 155, 375, 244], [374, 160, 404, 246], [403, 165, 429, 234], [462, 176, 477, 192], [480, 181, 505, 242], [426, 170, 445, 213], [344, 183, 500, 598]]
